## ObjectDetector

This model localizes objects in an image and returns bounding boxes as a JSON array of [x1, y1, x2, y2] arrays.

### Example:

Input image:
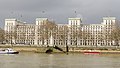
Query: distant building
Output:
[[16, 24, 35, 45], [4, 17, 119, 47]]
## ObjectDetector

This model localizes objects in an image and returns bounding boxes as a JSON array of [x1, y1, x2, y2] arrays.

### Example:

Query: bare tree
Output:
[[0, 28, 5, 43], [5, 31, 14, 46], [97, 31, 104, 46], [81, 30, 91, 46], [20, 32, 26, 44], [57, 25, 68, 47], [38, 20, 57, 46], [110, 23, 120, 46]]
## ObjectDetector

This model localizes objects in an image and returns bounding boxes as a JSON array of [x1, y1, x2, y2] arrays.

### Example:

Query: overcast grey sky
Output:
[[0, 0, 120, 28]]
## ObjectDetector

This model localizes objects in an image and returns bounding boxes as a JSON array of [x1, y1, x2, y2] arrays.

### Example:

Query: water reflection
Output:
[[0, 53, 120, 68]]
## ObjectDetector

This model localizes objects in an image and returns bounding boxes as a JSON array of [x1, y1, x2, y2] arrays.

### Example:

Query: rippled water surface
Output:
[[0, 52, 120, 68]]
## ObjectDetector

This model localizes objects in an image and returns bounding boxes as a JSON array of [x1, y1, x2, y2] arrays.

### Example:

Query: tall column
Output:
[[49, 32, 54, 47], [67, 32, 70, 46]]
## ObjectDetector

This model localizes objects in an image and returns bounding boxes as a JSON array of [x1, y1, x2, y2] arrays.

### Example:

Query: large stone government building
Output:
[[4, 17, 120, 47]]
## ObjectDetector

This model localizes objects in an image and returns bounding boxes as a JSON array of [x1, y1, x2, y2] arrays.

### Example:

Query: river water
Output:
[[0, 52, 120, 68]]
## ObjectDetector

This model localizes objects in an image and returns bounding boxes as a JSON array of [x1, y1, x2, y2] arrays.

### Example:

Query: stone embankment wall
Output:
[[1, 44, 120, 53]]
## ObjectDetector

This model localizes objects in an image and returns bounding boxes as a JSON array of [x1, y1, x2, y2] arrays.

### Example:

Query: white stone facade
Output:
[[4, 17, 119, 47]]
